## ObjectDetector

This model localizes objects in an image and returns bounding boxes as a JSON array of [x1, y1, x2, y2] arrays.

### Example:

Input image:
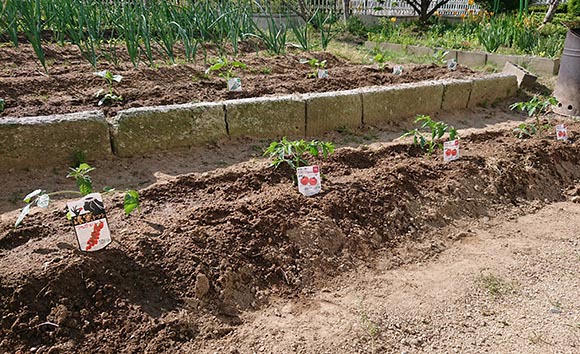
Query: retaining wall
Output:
[[365, 41, 560, 75], [0, 74, 517, 169]]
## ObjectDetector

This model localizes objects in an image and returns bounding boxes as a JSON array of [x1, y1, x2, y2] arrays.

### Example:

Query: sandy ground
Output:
[[197, 201, 580, 353]]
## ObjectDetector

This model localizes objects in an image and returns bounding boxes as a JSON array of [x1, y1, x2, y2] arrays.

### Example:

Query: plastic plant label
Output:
[[443, 139, 460, 162], [393, 65, 403, 75], [447, 59, 457, 71], [556, 124, 568, 141], [227, 78, 242, 92], [67, 193, 112, 252], [297, 165, 322, 197], [317, 69, 329, 79]]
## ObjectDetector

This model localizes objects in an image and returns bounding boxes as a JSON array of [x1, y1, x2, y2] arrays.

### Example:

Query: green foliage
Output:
[[263, 137, 335, 171], [401, 115, 458, 155], [510, 96, 557, 138], [289, 17, 311, 51], [0, 98, 5, 113], [569, 0, 580, 16], [311, 9, 338, 51], [205, 57, 247, 80], [475, 0, 521, 13], [15, 163, 140, 228], [432, 50, 449, 65], [344, 16, 367, 37], [94, 70, 123, 106], [300, 58, 327, 78]]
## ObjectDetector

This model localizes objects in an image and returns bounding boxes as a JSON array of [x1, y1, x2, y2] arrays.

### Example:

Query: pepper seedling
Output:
[[15, 163, 140, 227], [300, 58, 327, 78], [94, 70, 123, 106], [204, 57, 247, 81]]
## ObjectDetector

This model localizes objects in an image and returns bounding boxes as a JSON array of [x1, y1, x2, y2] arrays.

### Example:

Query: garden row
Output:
[[365, 40, 561, 75], [0, 0, 331, 70], [0, 74, 517, 170]]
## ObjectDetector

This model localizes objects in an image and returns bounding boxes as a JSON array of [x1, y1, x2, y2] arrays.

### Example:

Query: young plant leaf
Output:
[[23, 189, 42, 203], [124, 190, 140, 215], [15, 204, 31, 228]]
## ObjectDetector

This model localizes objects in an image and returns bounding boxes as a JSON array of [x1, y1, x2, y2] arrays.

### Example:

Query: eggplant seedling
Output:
[[205, 57, 247, 80], [401, 115, 458, 156], [94, 70, 123, 106], [15, 163, 140, 227]]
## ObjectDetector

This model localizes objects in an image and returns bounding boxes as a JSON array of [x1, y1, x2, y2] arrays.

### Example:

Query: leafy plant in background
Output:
[[289, 17, 311, 51], [300, 58, 327, 78], [15, 163, 140, 227], [204, 57, 247, 80], [401, 115, 458, 155], [94, 70, 123, 106], [310, 9, 338, 50], [432, 50, 449, 65], [263, 137, 335, 174], [510, 95, 557, 137]]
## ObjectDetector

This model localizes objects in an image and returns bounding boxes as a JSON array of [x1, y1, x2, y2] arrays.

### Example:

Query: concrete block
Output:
[[441, 79, 473, 111], [503, 61, 537, 88], [111, 102, 226, 157], [305, 90, 362, 136], [0, 111, 111, 170], [361, 81, 444, 127], [225, 95, 305, 138], [468, 74, 518, 108], [364, 41, 379, 51], [435, 48, 458, 61], [457, 50, 487, 67], [485, 53, 528, 69], [527, 57, 560, 75], [407, 45, 434, 57], [380, 42, 404, 53]]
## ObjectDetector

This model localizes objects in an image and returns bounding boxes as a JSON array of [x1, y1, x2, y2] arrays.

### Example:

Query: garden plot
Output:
[[1, 116, 580, 353], [0, 43, 478, 119]]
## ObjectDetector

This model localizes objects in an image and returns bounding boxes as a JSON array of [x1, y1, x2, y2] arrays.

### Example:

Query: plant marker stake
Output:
[[317, 69, 329, 79], [297, 165, 322, 197], [556, 124, 568, 141], [67, 193, 112, 252], [393, 65, 403, 75], [447, 59, 457, 71], [443, 140, 460, 162], [228, 78, 242, 92]]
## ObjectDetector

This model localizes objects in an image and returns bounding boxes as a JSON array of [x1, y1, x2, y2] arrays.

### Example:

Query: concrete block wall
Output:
[[0, 75, 518, 169]]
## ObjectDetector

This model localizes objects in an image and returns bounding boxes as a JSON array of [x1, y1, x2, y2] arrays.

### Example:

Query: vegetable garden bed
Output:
[[1, 118, 580, 353]]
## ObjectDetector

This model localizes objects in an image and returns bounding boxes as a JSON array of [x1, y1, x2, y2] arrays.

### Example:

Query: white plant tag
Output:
[[317, 69, 329, 79], [556, 124, 568, 141], [297, 165, 322, 197], [393, 65, 403, 75], [67, 193, 112, 252], [227, 78, 242, 92], [443, 140, 460, 162], [447, 59, 457, 71]]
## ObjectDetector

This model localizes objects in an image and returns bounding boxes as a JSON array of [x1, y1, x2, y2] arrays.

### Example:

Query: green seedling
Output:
[[510, 96, 557, 138], [15, 163, 140, 228], [263, 137, 335, 181], [401, 115, 458, 156], [432, 50, 449, 65], [204, 57, 247, 80], [94, 70, 123, 106], [0, 98, 5, 112], [300, 58, 327, 78], [372, 52, 389, 70], [512, 122, 538, 139]]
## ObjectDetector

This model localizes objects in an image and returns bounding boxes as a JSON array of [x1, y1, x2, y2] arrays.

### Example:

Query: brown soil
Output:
[[0, 42, 477, 118], [1, 114, 580, 353]]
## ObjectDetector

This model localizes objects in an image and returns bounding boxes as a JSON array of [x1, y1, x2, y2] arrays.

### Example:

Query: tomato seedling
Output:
[[510, 96, 557, 138], [263, 137, 335, 174], [400, 115, 458, 156], [94, 70, 123, 106], [15, 163, 140, 227]]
